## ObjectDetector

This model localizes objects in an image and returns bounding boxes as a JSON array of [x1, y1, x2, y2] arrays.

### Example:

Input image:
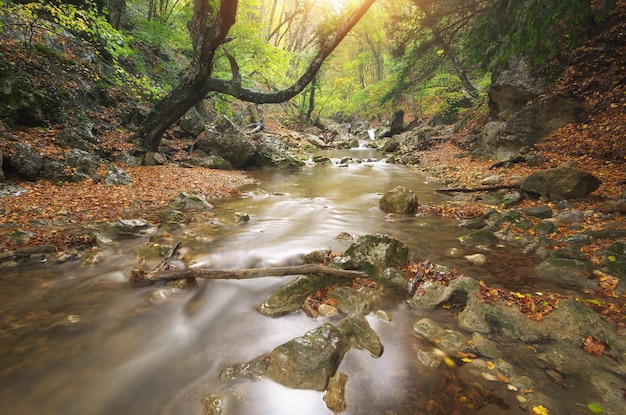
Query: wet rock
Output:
[[459, 217, 487, 229], [464, 253, 487, 265], [338, 234, 409, 278], [167, 192, 213, 212], [410, 276, 479, 310], [374, 309, 392, 323], [323, 371, 348, 414], [459, 228, 499, 248], [589, 372, 626, 415], [257, 274, 336, 317], [413, 318, 445, 339], [521, 164, 601, 201], [203, 393, 226, 415], [379, 186, 418, 214], [469, 333, 499, 359], [234, 212, 250, 224], [534, 257, 596, 290], [220, 323, 349, 391], [328, 286, 374, 316], [5, 141, 43, 180], [161, 209, 190, 230], [312, 155, 332, 165], [337, 316, 383, 357], [379, 267, 408, 291], [108, 219, 155, 238]]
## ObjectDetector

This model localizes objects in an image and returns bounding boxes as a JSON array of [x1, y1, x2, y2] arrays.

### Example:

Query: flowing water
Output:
[[0, 147, 554, 414]]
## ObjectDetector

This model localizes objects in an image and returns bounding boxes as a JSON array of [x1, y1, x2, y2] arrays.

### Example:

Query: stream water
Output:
[[0, 147, 570, 414]]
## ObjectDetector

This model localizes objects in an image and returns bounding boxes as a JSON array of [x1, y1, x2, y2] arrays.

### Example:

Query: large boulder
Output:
[[379, 186, 418, 214], [249, 134, 304, 169], [488, 60, 549, 119], [195, 116, 257, 168], [4, 142, 43, 181], [521, 164, 601, 200]]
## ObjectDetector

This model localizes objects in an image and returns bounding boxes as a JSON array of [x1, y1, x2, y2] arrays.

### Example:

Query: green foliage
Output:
[[463, 0, 612, 69]]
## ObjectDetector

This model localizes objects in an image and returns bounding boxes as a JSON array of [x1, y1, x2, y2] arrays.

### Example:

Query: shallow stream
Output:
[[0, 147, 593, 414]]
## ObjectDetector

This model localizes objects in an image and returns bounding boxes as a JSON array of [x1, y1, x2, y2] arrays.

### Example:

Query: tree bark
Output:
[[130, 264, 368, 287], [134, 0, 376, 152], [135, 0, 238, 151]]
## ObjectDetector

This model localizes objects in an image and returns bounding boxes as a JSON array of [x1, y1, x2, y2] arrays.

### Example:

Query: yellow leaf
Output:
[[443, 356, 456, 368], [486, 361, 495, 369], [532, 405, 550, 415], [461, 357, 473, 363]]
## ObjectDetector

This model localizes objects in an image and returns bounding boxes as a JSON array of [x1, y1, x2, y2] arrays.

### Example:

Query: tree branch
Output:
[[130, 264, 368, 287], [205, 0, 377, 104]]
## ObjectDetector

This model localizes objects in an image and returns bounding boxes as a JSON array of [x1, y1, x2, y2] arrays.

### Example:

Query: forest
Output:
[[1, 1, 626, 415]]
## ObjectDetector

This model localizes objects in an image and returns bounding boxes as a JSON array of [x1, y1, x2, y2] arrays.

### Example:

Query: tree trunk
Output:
[[135, 0, 238, 151], [134, 0, 376, 153]]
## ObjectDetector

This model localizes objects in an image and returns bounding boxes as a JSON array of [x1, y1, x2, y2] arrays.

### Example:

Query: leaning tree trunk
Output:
[[134, 0, 376, 153], [135, 0, 238, 152]]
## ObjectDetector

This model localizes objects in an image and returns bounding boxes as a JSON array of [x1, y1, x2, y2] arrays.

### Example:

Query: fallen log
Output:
[[130, 263, 368, 287], [434, 184, 520, 193]]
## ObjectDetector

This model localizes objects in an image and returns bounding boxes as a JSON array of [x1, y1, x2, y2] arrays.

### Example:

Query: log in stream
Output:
[[129, 242, 368, 287]]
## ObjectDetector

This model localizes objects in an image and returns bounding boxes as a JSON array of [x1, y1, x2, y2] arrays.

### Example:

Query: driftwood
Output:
[[131, 264, 368, 287], [435, 184, 520, 193]]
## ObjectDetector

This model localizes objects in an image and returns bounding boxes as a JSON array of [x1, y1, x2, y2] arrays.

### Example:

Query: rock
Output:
[[599, 199, 626, 214], [464, 253, 487, 265], [220, 323, 349, 391], [502, 191, 523, 207], [459, 217, 487, 229], [108, 219, 155, 238], [250, 134, 304, 169], [257, 274, 336, 317], [328, 286, 373, 316], [167, 192, 213, 212], [521, 164, 601, 200], [524, 205, 553, 219], [410, 276, 480, 309], [534, 220, 557, 235], [481, 175, 501, 185], [554, 209, 584, 224], [323, 372, 348, 413], [62, 148, 100, 181], [605, 241, 626, 278], [379, 267, 409, 291], [379, 186, 418, 214], [55, 123, 97, 151], [338, 234, 409, 278], [196, 116, 257, 167], [459, 228, 499, 248], [534, 257, 596, 290], [142, 151, 166, 166], [234, 212, 250, 224], [413, 318, 445, 339], [337, 316, 383, 357], [5, 141, 43, 181], [469, 333, 499, 359], [179, 107, 207, 137], [104, 165, 133, 185]]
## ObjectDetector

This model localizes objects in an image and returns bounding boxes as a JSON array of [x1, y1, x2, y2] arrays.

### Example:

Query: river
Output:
[[0, 147, 546, 414]]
